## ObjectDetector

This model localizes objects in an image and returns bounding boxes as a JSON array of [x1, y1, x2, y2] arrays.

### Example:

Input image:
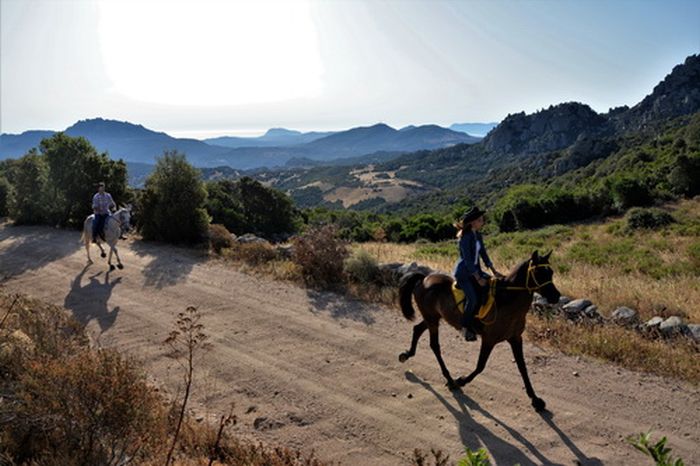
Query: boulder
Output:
[[583, 305, 603, 323], [610, 306, 639, 326], [644, 316, 664, 328], [236, 233, 269, 245], [562, 299, 592, 320], [659, 316, 687, 337], [687, 324, 700, 343], [275, 244, 294, 259]]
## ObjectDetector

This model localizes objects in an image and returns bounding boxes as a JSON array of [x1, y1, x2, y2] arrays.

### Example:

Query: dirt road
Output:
[[1, 223, 698, 465]]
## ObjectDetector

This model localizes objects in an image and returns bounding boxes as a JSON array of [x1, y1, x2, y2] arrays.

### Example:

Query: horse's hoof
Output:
[[398, 353, 409, 363], [101, 252, 107, 258], [109, 264, 116, 271], [456, 376, 468, 387], [117, 263, 124, 270], [532, 397, 546, 412]]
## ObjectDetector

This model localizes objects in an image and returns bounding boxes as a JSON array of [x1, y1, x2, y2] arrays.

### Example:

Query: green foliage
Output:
[[9, 151, 50, 225], [626, 208, 675, 230], [0, 175, 11, 217], [457, 447, 492, 466], [668, 154, 700, 197], [206, 177, 299, 239], [609, 175, 654, 209], [344, 249, 380, 284], [292, 225, 348, 289], [139, 151, 209, 244], [627, 431, 685, 466], [40, 133, 128, 227]]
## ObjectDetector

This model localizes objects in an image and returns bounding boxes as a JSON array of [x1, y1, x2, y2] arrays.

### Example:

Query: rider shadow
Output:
[[130, 241, 201, 289], [306, 289, 381, 324], [64, 265, 122, 336], [0, 224, 81, 278], [405, 371, 566, 466]]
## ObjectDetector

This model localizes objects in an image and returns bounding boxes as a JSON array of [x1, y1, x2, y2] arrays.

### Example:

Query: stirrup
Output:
[[462, 327, 477, 342]]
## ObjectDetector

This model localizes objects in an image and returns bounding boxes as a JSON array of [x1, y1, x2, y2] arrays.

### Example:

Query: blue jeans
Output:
[[456, 272, 489, 329], [92, 213, 109, 241]]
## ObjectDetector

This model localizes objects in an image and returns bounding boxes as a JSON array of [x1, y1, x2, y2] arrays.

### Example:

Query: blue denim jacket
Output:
[[453, 230, 493, 280]]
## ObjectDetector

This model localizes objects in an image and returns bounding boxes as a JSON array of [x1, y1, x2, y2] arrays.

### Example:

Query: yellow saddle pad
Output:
[[452, 278, 496, 321]]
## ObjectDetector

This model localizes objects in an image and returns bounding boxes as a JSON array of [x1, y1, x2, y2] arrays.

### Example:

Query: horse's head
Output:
[[117, 206, 132, 233], [529, 250, 561, 304]]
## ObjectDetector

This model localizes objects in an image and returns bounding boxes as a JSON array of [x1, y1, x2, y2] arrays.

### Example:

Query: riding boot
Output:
[[461, 304, 477, 342]]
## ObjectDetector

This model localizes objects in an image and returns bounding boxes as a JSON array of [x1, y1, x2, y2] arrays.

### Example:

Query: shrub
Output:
[[292, 225, 348, 288], [344, 249, 380, 284], [627, 207, 675, 230], [9, 151, 49, 225], [0, 175, 10, 217], [8, 349, 166, 465], [228, 241, 277, 265], [209, 223, 233, 254], [139, 151, 209, 244]]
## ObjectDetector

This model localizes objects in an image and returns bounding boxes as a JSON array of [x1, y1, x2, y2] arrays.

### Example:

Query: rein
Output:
[[502, 260, 553, 293]]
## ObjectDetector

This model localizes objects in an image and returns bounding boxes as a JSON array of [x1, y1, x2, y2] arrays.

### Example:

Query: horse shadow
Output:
[[129, 240, 203, 289], [405, 371, 603, 465], [64, 265, 122, 336], [0, 223, 81, 279], [306, 289, 381, 324]]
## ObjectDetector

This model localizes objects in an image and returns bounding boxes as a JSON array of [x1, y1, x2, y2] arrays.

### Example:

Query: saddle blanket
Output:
[[452, 278, 496, 320]]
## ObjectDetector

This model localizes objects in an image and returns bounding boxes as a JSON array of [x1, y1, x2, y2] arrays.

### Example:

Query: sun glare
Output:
[[98, 0, 323, 106]]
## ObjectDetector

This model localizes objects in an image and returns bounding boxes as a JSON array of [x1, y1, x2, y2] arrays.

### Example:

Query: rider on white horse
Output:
[[92, 182, 116, 243]]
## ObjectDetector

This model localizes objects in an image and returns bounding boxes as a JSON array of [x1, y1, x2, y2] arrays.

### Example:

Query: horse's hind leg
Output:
[[456, 340, 495, 387], [85, 238, 92, 263], [427, 325, 457, 389], [508, 336, 546, 412], [107, 247, 115, 271], [97, 242, 106, 258], [399, 320, 428, 363]]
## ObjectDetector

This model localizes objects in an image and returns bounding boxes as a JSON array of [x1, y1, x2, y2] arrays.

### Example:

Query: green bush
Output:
[[9, 151, 49, 225], [138, 151, 209, 244], [292, 225, 348, 289], [627, 208, 675, 230], [209, 223, 233, 254], [0, 176, 11, 217], [344, 249, 380, 284]]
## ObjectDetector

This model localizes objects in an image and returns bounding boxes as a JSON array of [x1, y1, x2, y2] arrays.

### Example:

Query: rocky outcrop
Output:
[[483, 102, 609, 155]]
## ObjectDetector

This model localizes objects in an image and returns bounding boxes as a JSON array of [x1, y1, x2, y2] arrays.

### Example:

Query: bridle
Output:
[[504, 260, 553, 293]]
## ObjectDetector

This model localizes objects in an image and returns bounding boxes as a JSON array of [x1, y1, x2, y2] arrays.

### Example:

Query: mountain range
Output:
[[0, 120, 481, 170]]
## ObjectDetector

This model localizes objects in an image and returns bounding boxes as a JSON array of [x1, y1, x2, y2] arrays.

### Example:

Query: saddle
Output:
[[452, 278, 497, 321]]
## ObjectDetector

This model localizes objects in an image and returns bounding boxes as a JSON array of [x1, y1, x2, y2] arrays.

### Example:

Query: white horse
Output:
[[81, 206, 132, 270]]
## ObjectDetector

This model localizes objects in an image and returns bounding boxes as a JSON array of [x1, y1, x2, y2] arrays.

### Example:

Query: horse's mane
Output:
[[503, 259, 530, 283]]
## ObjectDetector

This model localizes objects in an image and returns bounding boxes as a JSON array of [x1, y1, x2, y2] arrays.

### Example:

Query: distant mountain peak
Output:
[[264, 128, 302, 137]]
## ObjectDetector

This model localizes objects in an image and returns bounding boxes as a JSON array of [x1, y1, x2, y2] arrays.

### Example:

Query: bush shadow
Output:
[[129, 240, 206, 289], [306, 289, 381, 324], [0, 223, 82, 279]]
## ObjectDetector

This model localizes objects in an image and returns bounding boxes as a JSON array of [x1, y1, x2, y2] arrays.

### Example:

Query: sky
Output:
[[1, 0, 699, 139]]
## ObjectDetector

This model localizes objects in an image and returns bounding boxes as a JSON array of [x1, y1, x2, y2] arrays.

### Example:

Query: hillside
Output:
[[245, 54, 700, 216]]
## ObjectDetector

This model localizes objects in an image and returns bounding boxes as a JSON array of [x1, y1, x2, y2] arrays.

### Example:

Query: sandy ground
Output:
[[1, 222, 698, 465]]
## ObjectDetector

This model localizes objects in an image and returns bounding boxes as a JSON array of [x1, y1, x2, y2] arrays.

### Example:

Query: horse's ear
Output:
[[531, 250, 540, 261]]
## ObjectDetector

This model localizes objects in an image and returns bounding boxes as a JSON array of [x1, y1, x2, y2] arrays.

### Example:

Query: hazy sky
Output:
[[2, 0, 698, 138]]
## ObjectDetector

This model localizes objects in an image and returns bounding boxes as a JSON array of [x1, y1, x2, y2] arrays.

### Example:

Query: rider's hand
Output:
[[478, 277, 487, 287]]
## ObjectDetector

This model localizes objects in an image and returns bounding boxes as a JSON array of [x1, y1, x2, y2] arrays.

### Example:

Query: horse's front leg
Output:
[[456, 340, 494, 387], [97, 242, 106, 258], [508, 335, 546, 412], [107, 246, 115, 271], [112, 245, 124, 270]]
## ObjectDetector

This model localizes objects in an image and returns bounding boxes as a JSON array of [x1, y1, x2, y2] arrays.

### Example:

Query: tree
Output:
[[0, 176, 11, 217], [9, 151, 49, 225], [40, 133, 128, 227], [139, 151, 209, 244]]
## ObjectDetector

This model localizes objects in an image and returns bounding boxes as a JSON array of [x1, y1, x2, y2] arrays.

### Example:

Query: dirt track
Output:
[[1, 222, 698, 465]]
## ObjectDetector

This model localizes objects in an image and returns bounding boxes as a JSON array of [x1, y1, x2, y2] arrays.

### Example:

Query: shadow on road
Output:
[[405, 371, 602, 466], [64, 265, 122, 336], [130, 240, 205, 289], [307, 289, 381, 324], [0, 223, 82, 278]]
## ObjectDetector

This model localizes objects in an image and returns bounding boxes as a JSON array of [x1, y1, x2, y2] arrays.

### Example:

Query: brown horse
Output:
[[398, 250, 560, 411]]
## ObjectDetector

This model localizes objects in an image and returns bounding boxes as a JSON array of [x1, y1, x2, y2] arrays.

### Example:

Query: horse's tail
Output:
[[398, 272, 425, 321]]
